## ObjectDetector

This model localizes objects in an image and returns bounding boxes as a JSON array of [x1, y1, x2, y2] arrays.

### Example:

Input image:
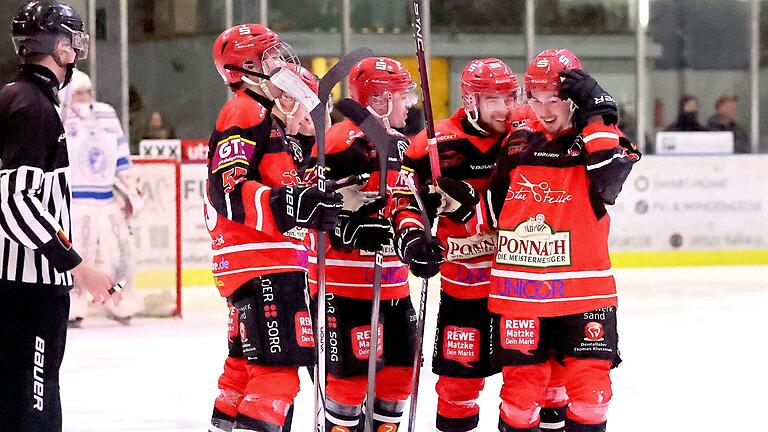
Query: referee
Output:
[[0, 2, 121, 431]]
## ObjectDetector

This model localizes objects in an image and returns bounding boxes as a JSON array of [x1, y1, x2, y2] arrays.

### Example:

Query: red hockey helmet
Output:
[[461, 58, 519, 112], [461, 58, 518, 98], [524, 49, 581, 94], [348, 57, 416, 106], [212, 23, 298, 85]]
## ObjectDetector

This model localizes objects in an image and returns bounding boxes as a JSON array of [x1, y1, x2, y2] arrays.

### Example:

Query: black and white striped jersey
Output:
[[0, 65, 82, 294]]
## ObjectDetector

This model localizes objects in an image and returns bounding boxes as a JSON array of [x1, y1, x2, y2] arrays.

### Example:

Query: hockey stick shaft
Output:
[[408, 1, 441, 430], [410, 0, 441, 181], [363, 120, 391, 432], [334, 99, 405, 432], [311, 48, 373, 432], [403, 177, 433, 432]]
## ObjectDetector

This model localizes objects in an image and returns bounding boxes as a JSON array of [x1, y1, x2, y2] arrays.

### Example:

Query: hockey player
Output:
[[306, 56, 443, 432], [394, 58, 519, 432], [205, 24, 344, 432], [477, 49, 640, 432], [64, 69, 144, 326], [270, 63, 322, 175]]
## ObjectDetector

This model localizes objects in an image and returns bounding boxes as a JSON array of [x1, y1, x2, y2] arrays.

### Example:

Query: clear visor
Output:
[[261, 42, 300, 75], [403, 84, 419, 107], [477, 89, 520, 112], [369, 83, 418, 109], [61, 24, 89, 60]]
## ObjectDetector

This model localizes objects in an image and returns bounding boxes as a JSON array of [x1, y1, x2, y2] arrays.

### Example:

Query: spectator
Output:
[[666, 94, 707, 132], [708, 94, 749, 153], [128, 85, 145, 154], [141, 111, 176, 140]]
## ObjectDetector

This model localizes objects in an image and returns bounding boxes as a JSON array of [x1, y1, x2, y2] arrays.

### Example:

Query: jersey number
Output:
[[222, 167, 248, 193]]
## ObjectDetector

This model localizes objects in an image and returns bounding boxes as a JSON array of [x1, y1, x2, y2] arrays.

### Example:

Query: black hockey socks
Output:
[[436, 412, 480, 432], [372, 399, 406, 431], [498, 417, 540, 432], [564, 418, 607, 432], [210, 407, 235, 432], [540, 406, 567, 431], [232, 414, 282, 432], [325, 397, 363, 431]]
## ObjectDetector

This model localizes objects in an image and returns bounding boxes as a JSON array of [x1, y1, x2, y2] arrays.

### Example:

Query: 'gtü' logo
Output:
[[33, 336, 45, 411]]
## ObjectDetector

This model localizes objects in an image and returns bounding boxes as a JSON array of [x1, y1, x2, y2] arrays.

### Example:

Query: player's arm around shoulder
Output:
[[557, 68, 642, 205], [580, 121, 642, 205]]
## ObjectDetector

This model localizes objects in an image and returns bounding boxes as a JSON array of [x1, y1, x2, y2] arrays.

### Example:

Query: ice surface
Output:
[[60, 266, 768, 431]]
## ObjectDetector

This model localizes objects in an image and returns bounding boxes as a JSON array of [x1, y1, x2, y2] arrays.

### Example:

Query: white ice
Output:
[[61, 266, 768, 431]]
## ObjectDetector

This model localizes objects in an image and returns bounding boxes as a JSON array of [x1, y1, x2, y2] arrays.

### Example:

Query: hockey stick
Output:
[[310, 48, 373, 432], [410, 0, 441, 181], [336, 98, 415, 432], [407, 1, 442, 430]]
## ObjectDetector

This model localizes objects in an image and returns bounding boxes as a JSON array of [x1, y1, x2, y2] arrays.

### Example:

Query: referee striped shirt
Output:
[[0, 64, 82, 294]]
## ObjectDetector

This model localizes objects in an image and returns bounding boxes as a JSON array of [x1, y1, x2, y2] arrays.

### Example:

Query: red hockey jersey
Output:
[[484, 119, 640, 317], [204, 89, 306, 298], [395, 109, 506, 299], [306, 118, 409, 300]]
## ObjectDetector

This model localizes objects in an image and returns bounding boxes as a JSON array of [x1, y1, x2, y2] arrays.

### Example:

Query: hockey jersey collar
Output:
[[19, 63, 60, 105]]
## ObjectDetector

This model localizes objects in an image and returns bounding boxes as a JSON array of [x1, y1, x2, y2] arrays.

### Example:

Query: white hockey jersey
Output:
[[64, 102, 132, 201]]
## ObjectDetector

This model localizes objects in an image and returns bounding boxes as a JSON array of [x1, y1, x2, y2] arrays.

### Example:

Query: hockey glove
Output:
[[270, 185, 343, 232], [395, 228, 445, 278], [330, 211, 394, 253], [329, 174, 381, 212], [417, 178, 479, 223], [558, 69, 618, 128]]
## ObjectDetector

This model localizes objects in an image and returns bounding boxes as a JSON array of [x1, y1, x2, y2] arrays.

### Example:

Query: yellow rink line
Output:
[[134, 249, 768, 289]]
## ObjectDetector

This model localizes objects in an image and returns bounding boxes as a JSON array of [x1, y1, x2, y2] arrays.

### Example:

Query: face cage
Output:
[[260, 42, 300, 75]]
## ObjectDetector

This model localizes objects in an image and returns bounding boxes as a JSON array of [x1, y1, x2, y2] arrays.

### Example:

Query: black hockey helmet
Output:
[[12, 1, 89, 61]]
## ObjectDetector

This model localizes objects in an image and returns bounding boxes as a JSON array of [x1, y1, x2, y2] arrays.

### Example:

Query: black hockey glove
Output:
[[330, 211, 394, 253], [558, 69, 618, 128], [270, 185, 343, 232], [434, 177, 479, 224], [419, 177, 479, 224], [395, 228, 445, 278]]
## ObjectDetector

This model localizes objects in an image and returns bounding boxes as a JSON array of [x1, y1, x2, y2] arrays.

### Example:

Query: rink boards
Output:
[[132, 153, 768, 288]]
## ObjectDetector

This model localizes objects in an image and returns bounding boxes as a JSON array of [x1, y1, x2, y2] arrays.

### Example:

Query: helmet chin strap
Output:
[[275, 98, 300, 135], [568, 99, 578, 128], [464, 106, 491, 136], [52, 48, 76, 88], [366, 94, 394, 130], [242, 75, 278, 100]]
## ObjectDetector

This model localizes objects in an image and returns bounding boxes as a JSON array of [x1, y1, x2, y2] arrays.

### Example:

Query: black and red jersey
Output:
[[477, 119, 639, 317], [394, 109, 507, 299], [204, 89, 307, 298], [305, 118, 409, 300]]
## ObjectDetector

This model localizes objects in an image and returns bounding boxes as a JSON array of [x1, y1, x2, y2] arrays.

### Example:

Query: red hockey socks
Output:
[[435, 376, 485, 432]]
